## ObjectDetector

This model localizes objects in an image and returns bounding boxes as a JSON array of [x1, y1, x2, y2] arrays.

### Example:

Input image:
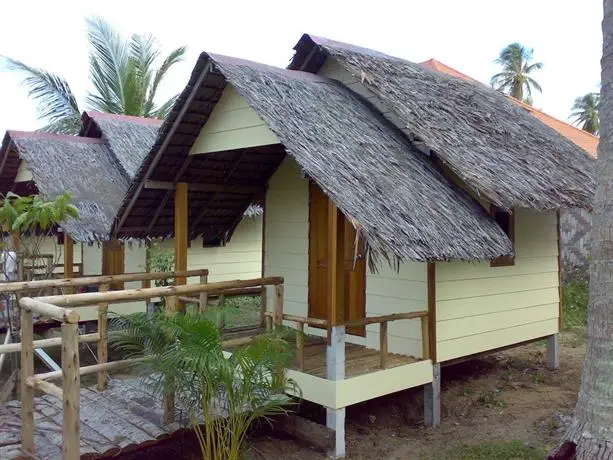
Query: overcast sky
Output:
[[0, 0, 603, 137]]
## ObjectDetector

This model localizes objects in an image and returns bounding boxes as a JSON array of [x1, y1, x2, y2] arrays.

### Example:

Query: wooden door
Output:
[[308, 182, 366, 335], [102, 240, 125, 290]]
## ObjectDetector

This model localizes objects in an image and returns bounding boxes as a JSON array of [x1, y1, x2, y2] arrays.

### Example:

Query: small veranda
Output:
[[112, 35, 594, 457]]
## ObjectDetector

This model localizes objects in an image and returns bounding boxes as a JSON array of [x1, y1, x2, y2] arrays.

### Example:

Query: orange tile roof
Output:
[[419, 59, 599, 157]]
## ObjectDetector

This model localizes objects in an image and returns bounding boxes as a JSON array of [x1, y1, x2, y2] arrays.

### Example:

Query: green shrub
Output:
[[562, 280, 588, 330]]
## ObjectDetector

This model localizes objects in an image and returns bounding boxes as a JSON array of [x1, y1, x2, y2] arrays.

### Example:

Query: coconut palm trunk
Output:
[[551, 1, 613, 458]]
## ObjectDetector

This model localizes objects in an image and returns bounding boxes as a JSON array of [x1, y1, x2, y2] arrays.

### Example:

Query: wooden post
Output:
[[296, 321, 305, 371], [326, 200, 345, 338], [64, 235, 74, 279], [379, 321, 388, 369], [163, 294, 177, 423], [259, 287, 267, 328], [62, 322, 80, 460], [427, 263, 437, 363], [20, 306, 34, 455], [274, 285, 284, 329], [174, 182, 188, 291], [421, 315, 430, 359], [265, 314, 273, 331], [198, 273, 208, 313], [97, 283, 110, 391]]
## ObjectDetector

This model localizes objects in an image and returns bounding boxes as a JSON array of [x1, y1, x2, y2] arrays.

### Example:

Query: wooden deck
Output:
[[0, 378, 185, 459], [295, 335, 420, 378]]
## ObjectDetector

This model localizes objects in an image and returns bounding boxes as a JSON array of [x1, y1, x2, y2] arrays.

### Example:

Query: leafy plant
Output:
[[2, 17, 186, 133], [562, 280, 589, 330], [109, 312, 297, 460], [0, 192, 78, 233], [149, 247, 174, 287]]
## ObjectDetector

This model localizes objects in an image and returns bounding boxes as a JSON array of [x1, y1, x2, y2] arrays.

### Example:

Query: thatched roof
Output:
[[81, 112, 162, 179], [4, 132, 128, 242], [117, 53, 512, 262], [290, 34, 595, 211]]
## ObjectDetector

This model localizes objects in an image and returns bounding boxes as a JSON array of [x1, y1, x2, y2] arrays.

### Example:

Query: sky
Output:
[[0, 0, 603, 137]]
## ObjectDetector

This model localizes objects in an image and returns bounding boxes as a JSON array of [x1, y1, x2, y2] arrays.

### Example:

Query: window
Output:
[[490, 206, 515, 267]]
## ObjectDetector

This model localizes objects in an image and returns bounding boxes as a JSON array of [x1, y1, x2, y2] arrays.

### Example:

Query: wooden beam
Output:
[[427, 262, 437, 363], [0, 333, 99, 354], [327, 200, 345, 328], [0, 139, 14, 179], [19, 297, 80, 323], [145, 179, 263, 195], [62, 322, 80, 460], [64, 235, 74, 279], [25, 376, 63, 399], [175, 182, 188, 289], [116, 61, 213, 233]]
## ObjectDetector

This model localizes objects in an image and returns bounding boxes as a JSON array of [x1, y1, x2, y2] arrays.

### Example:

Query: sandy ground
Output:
[[248, 332, 585, 459]]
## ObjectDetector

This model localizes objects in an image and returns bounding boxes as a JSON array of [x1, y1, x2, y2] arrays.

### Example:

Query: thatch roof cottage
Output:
[[114, 35, 593, 457]]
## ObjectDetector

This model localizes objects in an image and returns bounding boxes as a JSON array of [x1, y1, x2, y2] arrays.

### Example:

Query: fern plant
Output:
[[109, 312, 298, 460]]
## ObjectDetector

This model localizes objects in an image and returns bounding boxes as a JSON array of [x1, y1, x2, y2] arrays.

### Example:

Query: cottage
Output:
[[114, 36, 594, 457], [0, 112, 264, 320]]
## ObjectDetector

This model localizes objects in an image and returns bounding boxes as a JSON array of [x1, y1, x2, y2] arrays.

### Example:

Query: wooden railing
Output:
[[8, 275, 284, 460], [264, 307, 429, 373]]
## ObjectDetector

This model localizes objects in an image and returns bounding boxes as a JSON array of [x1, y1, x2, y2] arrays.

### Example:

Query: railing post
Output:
[[379, 321, 388, 369], [62, 322, 80, 460], [163, 294, 177, 424], [198, 273, 208, 313], [296, 321, 305, 371], [259, 286, 267, 329], [97, 283, 110, 391], [421, 315, 430, 359], [273, 284, 284, 329], [20, 305, 35, 455]]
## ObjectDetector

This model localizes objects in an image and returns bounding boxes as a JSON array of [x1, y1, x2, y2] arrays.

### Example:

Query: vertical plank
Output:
[[379, 321, 388, 369], [274, 285, 284, 329], [327, 200, 345, 336], [198, 273, 208, 313], [421, 315, 430, 359], [174, 182, 188, 291], [20, 306, 34, 455], [97, 283, 110, 391], [62, 322, 80, 460], [427, 262, 437, 363], [296, 321, 305, 370], [556, 210, 563, 332]]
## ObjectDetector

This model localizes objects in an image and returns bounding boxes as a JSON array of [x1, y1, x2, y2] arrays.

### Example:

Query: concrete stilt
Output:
[[424, 363, 441, 427], [326, 326, 346, 457], [546, 333, 560, 369]]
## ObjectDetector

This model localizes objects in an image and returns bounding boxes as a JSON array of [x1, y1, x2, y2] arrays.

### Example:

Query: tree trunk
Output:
[[551, 1, 613, 458]]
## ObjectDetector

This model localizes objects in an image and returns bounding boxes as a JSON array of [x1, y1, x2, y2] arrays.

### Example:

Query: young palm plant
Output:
[[2, 17, 185, 134], [570, 92, 600, 135], [490, 42, 543, 104], [109, 312, 298, 460]]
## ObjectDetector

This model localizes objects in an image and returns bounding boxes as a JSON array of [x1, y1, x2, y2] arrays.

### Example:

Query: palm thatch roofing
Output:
[[116, 52, 513, 262], [289, 34, 595, 211]]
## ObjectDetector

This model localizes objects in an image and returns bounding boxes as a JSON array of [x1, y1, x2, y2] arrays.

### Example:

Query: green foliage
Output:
[[490, 43, 543, 104], [562, 280, 589, 330], [0, 192, 78, 233], [109, 312, 297, 460], [570, 92, 600, 135], [439, 441, 547, 459], [2, 17, 186, 133], [149, 247, 174, 287]]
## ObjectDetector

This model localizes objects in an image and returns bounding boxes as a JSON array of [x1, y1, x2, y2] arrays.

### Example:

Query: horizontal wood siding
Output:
[[158, 217, 263, 282], [436, 209, 559, 362], [189, 85, 279, 154], [264, 157, 309, 318]]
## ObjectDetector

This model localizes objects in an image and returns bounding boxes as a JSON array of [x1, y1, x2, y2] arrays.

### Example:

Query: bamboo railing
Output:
[[8, 274, 284, 460]]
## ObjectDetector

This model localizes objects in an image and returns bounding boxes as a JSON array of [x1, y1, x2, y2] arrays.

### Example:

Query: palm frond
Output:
[[155, 93, 180, 119], [2, 57, 81, 133], [145, 46, 187, 117]]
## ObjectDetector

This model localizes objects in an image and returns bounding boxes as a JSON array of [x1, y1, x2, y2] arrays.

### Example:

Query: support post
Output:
[[296, 321, 305, 370], [20, 306, 34, 455], [379, 321, 388, 369], [97, 283, 110, 391], [326, 200, 345, 335], [424, 363, 441, 427], [326, 325, 346, 458], [427, 263, 437, 363], [174, 182, 188, 292], [546, 334, 560, 370], [198, 273, 208, 313], [421, 315, 430, 359], [163, 294, 177, 423], [274, 284, 284, 329], [62, 322, 80, 460], [259, 287, 267, 328], [64, 235, 74, 294]]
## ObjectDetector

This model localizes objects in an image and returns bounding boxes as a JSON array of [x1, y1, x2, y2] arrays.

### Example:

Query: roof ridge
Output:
[[8, 131, 107, 143], [85, 111, 164, 126]]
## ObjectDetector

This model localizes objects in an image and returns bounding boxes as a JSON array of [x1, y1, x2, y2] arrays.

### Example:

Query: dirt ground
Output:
[[248, 332, 585, 459]]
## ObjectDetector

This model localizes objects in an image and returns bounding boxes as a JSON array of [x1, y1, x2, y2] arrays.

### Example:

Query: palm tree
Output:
[[570, 92, 600, 135], [2, 17, 185, 134], [490, 43, 543, 105]]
